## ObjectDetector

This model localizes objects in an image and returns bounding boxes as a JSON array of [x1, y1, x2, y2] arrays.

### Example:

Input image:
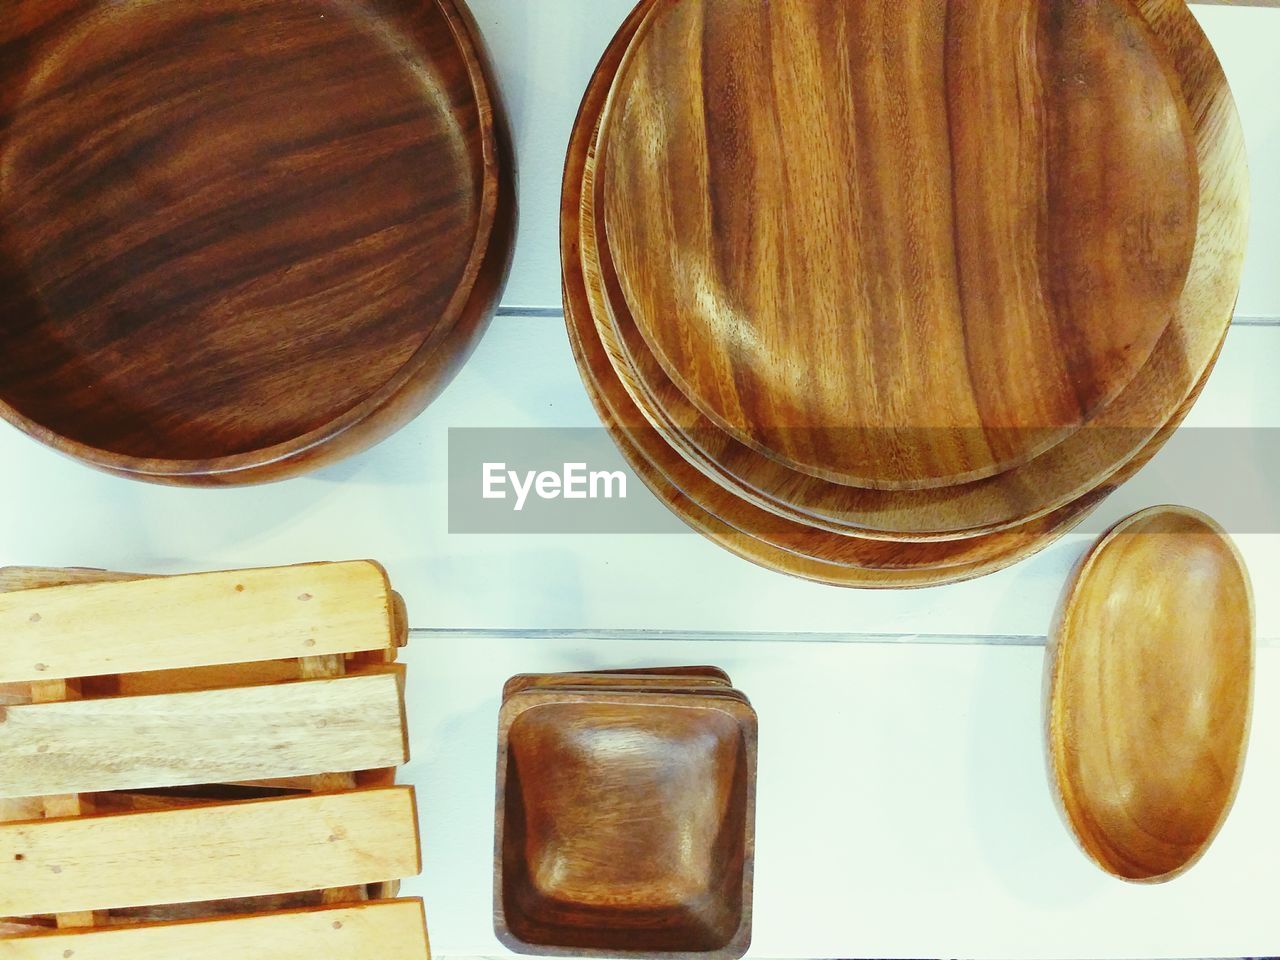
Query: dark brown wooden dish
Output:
[[495, 687, 757, 959], [0, 0, 512, 484]]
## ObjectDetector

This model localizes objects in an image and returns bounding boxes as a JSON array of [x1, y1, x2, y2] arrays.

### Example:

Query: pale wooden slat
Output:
[[0, 788, 421, 916], [0, 900, 431, 960], [0, 670, 408, 799], [0, 569, 316, 695], [0, 562, 396, 683]]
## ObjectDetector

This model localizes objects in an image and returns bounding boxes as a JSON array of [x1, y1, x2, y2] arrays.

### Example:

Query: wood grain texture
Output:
[[23, 680, 106, 931], [0, 0, 509, 485], [1047, 506, 1254, 882], [598, 0, 1197, 490], [559, 0, 1223, 586], [0, 561, 396, 683], [298, 653, 369, 905], [577, 0, 1246, 541], [0, 787, 422, 917], [0, 568, 144, 593], [0, 900, 431, 960], [0, 669, 408, 799], [495, 690, 756, 959]]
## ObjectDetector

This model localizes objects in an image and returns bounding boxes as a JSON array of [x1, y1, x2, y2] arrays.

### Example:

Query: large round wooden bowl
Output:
[[1047, 507, 1254, 881], [0, 0, 511, 484], [596, 0, 1199, 491], [560, 2, 1223, 588], [587, 0, 1246, 540]]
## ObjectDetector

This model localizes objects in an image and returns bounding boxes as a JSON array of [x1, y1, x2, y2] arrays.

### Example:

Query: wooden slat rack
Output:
[[0, 561, 430, 959]]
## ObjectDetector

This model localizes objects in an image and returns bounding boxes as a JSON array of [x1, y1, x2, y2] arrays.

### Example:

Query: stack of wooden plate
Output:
[[494, 667, 757, 959], [561, 0, 1248, 587]]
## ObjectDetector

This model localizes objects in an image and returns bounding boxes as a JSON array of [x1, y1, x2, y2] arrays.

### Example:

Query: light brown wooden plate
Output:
[[560, 0, 1223, 587], [588, 0, 1245, 539], [1047, 506, 1254, 882], [0, 0, 512, 485], [596, 0, 1198, 491]]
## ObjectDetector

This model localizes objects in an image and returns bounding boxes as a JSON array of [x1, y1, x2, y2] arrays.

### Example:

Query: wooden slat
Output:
[[0, 562, 396, 683], [0, 788, 421, 917], [0, 900, 431, 959], [0, 670, 408, 799]]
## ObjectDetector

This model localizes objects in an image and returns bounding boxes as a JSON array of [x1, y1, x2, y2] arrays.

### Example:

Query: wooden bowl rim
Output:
[[0, 0, 503, 482], [1045, 504, 1256, 883], [502, 671, 736, 702]]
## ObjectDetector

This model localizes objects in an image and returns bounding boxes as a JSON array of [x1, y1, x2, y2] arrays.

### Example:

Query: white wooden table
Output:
[[1, 3, 1278, 957]]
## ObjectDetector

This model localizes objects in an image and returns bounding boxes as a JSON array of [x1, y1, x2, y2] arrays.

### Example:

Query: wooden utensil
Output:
[[0, 0, 512, 485], [560, 0, 1223, 586], [596, 0, 1197, 491], [494, 689, 756, 959], [587, 0, 1246, 539], [1047, 507, 1254, 882]]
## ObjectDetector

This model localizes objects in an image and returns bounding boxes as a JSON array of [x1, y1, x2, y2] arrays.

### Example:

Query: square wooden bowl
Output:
[[494, 688, 757, 959]]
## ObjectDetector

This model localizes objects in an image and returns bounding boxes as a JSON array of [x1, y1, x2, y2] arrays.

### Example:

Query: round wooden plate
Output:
[[0, 0, 509, 484], [560, 4, 1220, 588], [1047, 506, 1253, 881], [597, 0, 1198, 491], [589, 0, 1246, 540]]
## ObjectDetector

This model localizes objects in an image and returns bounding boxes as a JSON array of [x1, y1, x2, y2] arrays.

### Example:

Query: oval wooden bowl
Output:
[[589, 0, 1246, 540], [1047, 507, 1254, 882], [0, 0, 511, 485], [560, 6, 1221, 588], [597, 0, 1198, 491]]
